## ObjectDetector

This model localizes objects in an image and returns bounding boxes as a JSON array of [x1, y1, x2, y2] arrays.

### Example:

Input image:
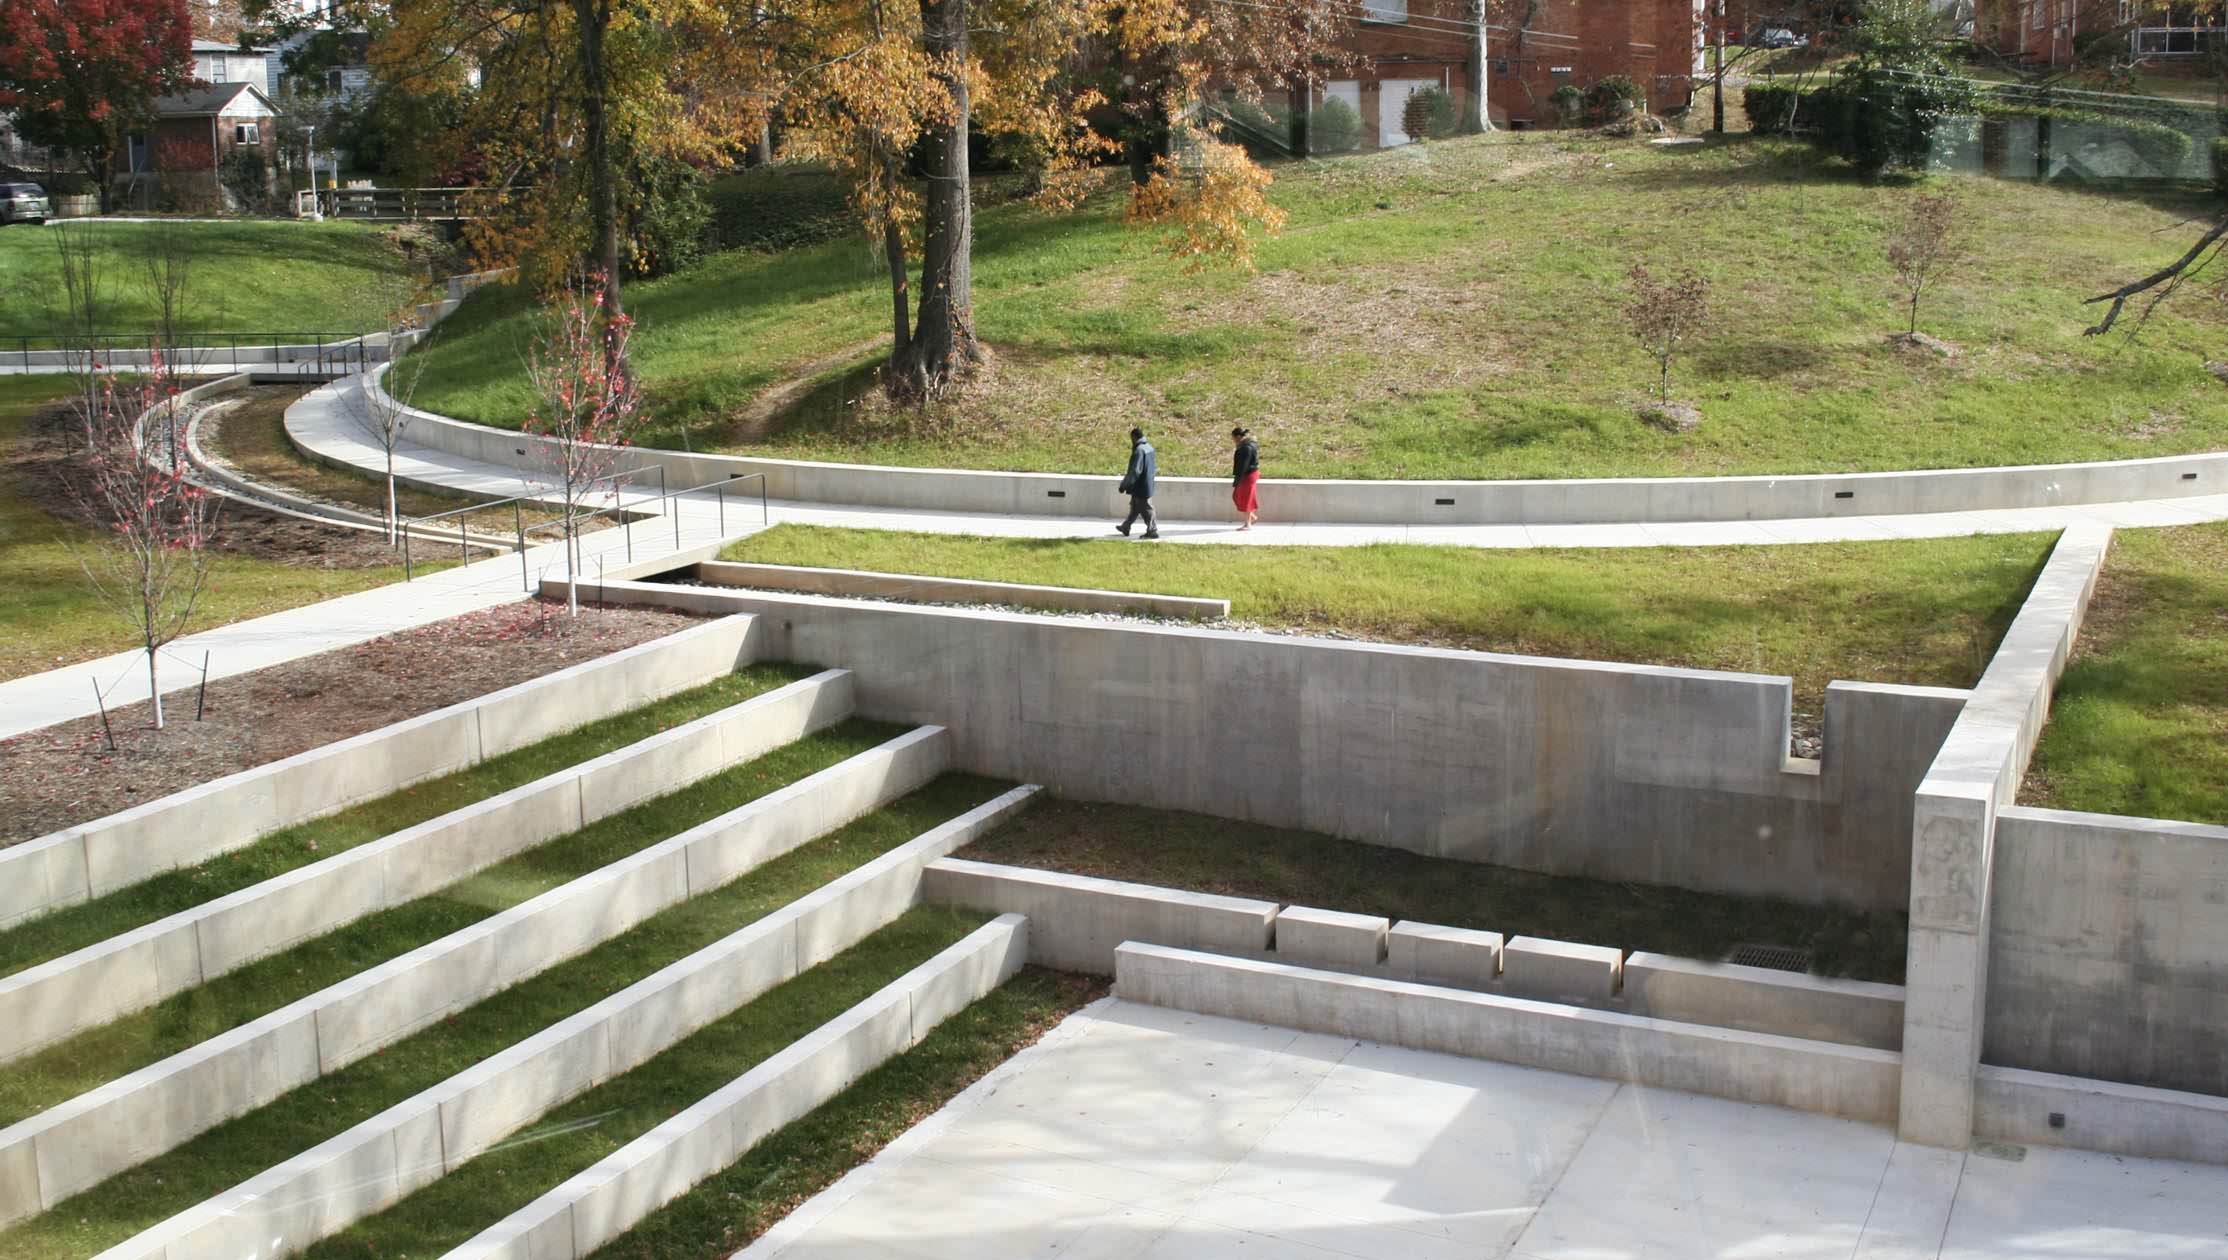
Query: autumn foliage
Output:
[[525, 272, 643, 614], [0, 0, 195, 207]]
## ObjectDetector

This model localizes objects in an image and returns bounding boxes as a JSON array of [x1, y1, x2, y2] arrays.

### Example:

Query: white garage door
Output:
[[1379, 78, 1436, 148]]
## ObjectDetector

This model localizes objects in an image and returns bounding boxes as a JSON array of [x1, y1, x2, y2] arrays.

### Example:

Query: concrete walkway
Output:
[[746, 1000, 2228, 1260]]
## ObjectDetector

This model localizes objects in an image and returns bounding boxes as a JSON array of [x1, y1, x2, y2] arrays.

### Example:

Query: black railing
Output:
[[401, 468, 771, 589], [1, 332, 379, 374]]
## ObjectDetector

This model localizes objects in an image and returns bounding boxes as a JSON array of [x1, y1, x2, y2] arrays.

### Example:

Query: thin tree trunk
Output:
[[147, 645, 163, 730], [386, 448, 398, 545], [882, 151, 913, 361], [892, 0, 978, 399], [573, 0, 625, 333]]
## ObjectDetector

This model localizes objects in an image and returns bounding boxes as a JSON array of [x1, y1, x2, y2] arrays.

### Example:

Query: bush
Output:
[[2213, 137, 2228, 198], [218, 149, 272, 214], [1743, 83, 1807, 135], [1586, 75, 1647, 125], [1312, 95, 1363, 153], [1548, 84, 1586, 129], [1823, 65, 1977, 174], [1401, 86, 1461, 142], [625, 155, 711, 278], [705, 165, 856, 253], [1223, 96, 1291, 160]]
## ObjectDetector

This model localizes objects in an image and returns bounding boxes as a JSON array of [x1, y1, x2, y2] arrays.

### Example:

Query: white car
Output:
[[0, 182, 50, 225]]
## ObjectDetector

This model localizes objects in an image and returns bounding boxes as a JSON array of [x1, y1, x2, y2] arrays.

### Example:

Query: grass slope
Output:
[[721, 524, 2053, 713], [964, 798, 1907, 981], [411, 137, 2228, 480], [0, 379, 411, 680], [0, 666, 811, 981], [0, 221, 423, 338], [2023, 522, 2228, 825], [0, 774, 1005, 1260], [0, 721, 901, 1130]]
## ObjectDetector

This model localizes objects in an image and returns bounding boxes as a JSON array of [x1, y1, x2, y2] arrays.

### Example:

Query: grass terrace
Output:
[[409, 136, 2228, 481]]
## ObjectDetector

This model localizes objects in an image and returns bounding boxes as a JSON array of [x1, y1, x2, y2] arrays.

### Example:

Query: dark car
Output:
[[1755, 27, 1809, 48], [0, 183, 50, 225]]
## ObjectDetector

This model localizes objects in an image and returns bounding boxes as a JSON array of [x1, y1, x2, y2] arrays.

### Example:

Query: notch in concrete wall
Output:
[[1047, 490, 1067, 499], [1434, 498, 1456, 506], [2183, 473, 2200, 481], [514, 447, 526, 456], [1834, 491, 1855, 500], [2048, 1111, 2065, 1129]]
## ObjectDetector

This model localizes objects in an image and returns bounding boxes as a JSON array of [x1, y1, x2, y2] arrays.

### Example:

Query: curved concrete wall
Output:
[[368, 370, 2228, 526]]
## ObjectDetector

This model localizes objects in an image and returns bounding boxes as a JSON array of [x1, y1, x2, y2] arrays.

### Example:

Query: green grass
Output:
[[0, 773, 1007, 1260], [0, 666, 811, 982], [0, 378, 418, 680], [721, 524, 2053, 713], [0, 720, 905, 1132], [0, 221, 424, 337], [586, 967, 1105, 1260], [410, 137, 2228, 480], [2023, 522, 2228, 825], [301, 906, 990, 1260], [964, 798, 1908, 981]]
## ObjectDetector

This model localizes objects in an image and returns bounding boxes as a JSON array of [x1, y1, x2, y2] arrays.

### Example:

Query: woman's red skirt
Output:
[[1233, 471, 1261, 513]]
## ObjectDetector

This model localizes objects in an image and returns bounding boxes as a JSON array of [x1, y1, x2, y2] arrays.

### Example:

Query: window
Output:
[[234, 123, 260, 145], [1361, 0, 1408, 22], [328, 68, 346, 92]]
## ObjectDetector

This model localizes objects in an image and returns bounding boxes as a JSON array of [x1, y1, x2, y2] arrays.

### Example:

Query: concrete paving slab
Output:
[[739, 1000, 2228, 1260]]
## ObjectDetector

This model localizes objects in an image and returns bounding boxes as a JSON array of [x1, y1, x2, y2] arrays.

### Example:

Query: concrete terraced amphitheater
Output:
[[4, 524, 2227, 1260]]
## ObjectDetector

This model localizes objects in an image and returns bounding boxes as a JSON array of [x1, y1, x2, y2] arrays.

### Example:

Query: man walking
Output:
[[1116, 426, 1160, 540]]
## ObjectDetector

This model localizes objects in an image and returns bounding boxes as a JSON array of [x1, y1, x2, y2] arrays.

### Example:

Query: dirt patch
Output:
[[1887, 331, 1961, 358], [0, 599, 708, 845], [727, 339, 884, 443], [1639, 400, 1704, 433], [13, 396, 414, 571]]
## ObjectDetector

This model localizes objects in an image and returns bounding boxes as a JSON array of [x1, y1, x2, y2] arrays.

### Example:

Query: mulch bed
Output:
[[0, 599, 709, 845]]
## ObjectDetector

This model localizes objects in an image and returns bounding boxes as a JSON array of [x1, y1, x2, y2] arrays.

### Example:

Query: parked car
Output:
[[1755, 28, 1809, 48], [0, 182, 50, 225]]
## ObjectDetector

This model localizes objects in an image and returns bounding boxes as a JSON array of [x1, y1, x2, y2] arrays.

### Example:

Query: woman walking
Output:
[[1230, 427, 1261, 531]]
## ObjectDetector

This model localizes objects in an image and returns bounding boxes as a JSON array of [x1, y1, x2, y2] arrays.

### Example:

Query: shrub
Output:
[[1825, 65, 1977, 174], [705, 165, 856, 252], [1312, 95, 1363, 153], [219, 149, 272, 214], [1402, 86, 1461, 142], [2214, 137, 2228, 198], [625, 155, 711, 278], [1223, 96, 1291, 160], [1586, 76, 1647, 125], [1979, 101, 2195, 176], [1548, 84, 1586, 129], [1743, 83, 1806, 135]]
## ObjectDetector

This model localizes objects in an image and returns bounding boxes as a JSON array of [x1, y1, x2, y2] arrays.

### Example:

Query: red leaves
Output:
[[0, 0, 193, 160]]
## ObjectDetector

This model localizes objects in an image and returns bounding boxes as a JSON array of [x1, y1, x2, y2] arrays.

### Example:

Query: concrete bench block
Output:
[[1975, 1064, 2228, 1166], [605, 918, 795, 1073], [901, 914, 1029, 1041], [0, 1140, 36, 1234], [0, 917, 200, 1063], [791, 787, 1039, 969], [380, 777, 585, 902], [922, 860, 1277, 975], [567, 1104, 737, 1258], [684, 727, 950, 894], [317, 926, 505, 1069], [193, 851, 391, 979], [1621, 953, 1905, 1050], [472, 615, 755, 758], [1386, 921, 1503, 989], [1501, 936, 1623, 1003], [439, 1015, 614, 1169], [0, 836, 87, 930], [1274, 906, 1389, 972]]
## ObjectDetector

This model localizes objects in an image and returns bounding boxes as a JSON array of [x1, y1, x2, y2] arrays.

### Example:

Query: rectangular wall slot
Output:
[[2182, 473, 2200, 482], [1434, 498, 1456, 507], [1047, 490, 1067, 499], [1833, 491, 1855, 500]]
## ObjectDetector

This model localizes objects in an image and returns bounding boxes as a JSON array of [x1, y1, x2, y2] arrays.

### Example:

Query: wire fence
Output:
[[0, 332, 381, 374]]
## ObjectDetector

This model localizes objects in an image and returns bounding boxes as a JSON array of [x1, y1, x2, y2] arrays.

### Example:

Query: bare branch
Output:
[[2084, 217, 2228, 337]]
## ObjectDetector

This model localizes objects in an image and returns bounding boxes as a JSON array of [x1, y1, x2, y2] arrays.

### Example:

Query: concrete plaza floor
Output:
[[742, 1000, 2228, 1260]]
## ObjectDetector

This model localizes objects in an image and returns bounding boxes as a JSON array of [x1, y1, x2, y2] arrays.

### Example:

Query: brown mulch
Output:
[[0, 599, 709, 845], [15, 396, 422, 570]]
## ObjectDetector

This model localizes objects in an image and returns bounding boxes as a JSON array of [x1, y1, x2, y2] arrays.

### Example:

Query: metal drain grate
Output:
[[1726, 944, 1813, 973]]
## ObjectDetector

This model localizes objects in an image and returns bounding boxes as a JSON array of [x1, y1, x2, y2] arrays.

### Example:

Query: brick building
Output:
[[1288, 0, 1706, 147]]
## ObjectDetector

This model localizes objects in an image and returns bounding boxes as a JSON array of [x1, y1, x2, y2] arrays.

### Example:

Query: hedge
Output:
[[1975, 101, 2195, 175], [1748, 81, 2201, 177]]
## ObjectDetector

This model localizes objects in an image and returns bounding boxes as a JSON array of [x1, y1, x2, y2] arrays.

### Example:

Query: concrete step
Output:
[[0, 727, 954, 1233], [0, 671, 855, 1067]]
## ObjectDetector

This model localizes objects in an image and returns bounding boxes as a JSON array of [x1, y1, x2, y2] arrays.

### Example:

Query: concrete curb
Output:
[[0, 727, 950, 1231], [695, 561, 1231, 621], [0, 616, 759, 931], [0, 670, 854, 1067], [439, 914, 1030, 1260], [80, 794, 1034, 1260]]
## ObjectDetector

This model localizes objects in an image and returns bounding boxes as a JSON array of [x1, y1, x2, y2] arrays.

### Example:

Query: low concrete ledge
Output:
[[1501, 936, 1623, 1003], [1273, 906, 1389, 972], [0, 615, 758, 931], [0, 671, 852, 1068], [921, 859, 1277, 974], [446, 915, 1030, 1260], [1117, 943, 1902, 1124], [1622, 953, 1905, 1051], [1386, 921, 1504, 988], [5, 728, 948, 1231], [1974, 1064, 2228, 1167], [695, 561, 1231, 622]]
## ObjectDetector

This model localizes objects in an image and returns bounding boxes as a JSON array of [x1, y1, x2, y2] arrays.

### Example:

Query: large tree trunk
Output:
[[890, 0, 978, 400], [573, 0, 625, 331]]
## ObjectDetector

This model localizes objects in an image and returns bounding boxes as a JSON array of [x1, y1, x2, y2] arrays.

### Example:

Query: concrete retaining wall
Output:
[[1621, 953, 1905, 1051], [578, 581, 1967, 911], [0, 671, 852, 1067], [2, 729, 950, 1231], [923, 859, 1277, 973], [442, 915, 1030, 1260], [1974, 1063, 2228, 1167], [369, 369, 2228, 526], [1117, 943, 1903, 1123], [695, 561, 1231, 621], [0, 615, 758, 930], [1984, 805, 2228, 1098], [1897, 525, 2112, 1149]]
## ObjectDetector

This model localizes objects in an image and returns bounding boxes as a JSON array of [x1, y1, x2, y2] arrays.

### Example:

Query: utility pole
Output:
[[1468, 0, 1494, 132], [1712, 0, 1729, 134]]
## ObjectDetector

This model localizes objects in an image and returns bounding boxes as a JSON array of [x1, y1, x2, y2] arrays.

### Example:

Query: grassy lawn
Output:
[[721, 524, 2053, 713], [0, 378, 414, 681], [410, 137, 2228, 480], [2023, 523, 2228, 826], [0, 666, 810, 981], [0, 721, 901, 1132], [1, 776, 1010, 1260], [964, 797, 1908, 981], [0, 221, 425, 338]]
